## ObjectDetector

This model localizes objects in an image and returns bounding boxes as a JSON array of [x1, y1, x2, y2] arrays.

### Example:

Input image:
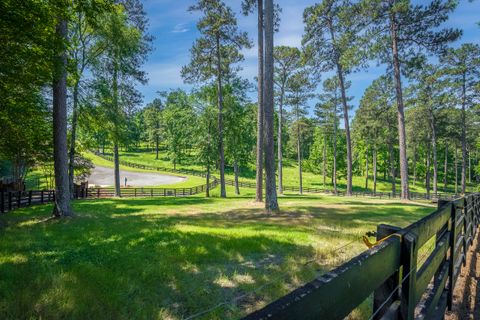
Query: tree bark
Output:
[[413, 144, 417, 187], [426, 141, 431, 196], [297, 117, 302, 195], [373, 147, 377, 195], [455, 145, 458, 195], [155, 134, 159, 160], [390, 11, 409, 200], [255, 0, 264, 202], [389, 139, 396, 196], [215, 34, 226, 198], [234, 159, 240, 195], [114, 143, 121, 197], [460, 74, 467, 194], [333, 117, 338, 195], [113, 62, 121, 198], [206, 165, 210, 197], [323, 133, 327, 188], [264, 0, 279, 211], [52, 18, 72, 217], [68, 81, 79, 198], [428, 107, 438, 195], [444, 143, 448, 192], [277, 86, 284, 194], [365, 147, 369, 190]]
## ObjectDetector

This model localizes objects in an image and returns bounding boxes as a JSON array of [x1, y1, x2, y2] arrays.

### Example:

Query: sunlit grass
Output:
[[0, 193, 435, 319]]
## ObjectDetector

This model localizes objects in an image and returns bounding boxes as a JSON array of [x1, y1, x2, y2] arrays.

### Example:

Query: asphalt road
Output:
[[87, 165, 186, 187]]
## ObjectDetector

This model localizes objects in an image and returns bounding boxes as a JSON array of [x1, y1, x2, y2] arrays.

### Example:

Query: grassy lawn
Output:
[[94, 147, 475, 194], [0, 192, 435, 319]]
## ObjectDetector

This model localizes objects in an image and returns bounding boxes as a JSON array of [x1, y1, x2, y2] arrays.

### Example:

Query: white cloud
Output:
[[172, 23, 189, 33]]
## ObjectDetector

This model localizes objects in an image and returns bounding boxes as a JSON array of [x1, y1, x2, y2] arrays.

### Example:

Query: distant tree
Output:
[[182, 0, 251, 198], [361, 0, 461, 200], [143, 98, 163, 159], [273, 46, 302, 194], [303, 0, 363, 196], [93, 4, 150, 197], [315, 77, 346, 193], [286, 70, 315, 194], [224, 80, 256, 195], [441, 43, 480, 194], [162, 90, 197, 169]]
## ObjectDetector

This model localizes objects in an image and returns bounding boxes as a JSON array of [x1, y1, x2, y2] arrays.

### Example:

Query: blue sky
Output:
[[139, 0, 480, 113]]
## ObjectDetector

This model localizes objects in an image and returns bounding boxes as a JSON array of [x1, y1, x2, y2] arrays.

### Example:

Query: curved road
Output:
[[88, 166, 186, 187]]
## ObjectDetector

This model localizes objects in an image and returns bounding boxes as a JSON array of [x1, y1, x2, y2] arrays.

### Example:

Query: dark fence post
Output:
[[41, 190, 44, 204], [400, 232, 418, 320], [17, 191, 21, 208], [373, 224, 402, 320], [28, 190, 32, 206], [447, 199, 459, 310], [8, 192, 12, 211]]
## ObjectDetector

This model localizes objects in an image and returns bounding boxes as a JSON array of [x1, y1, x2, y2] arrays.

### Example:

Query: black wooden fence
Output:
[[0, 179, 219, 214], [243, 193, 480, 320]]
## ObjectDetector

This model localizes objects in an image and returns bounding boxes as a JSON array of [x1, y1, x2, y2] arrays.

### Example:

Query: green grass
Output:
[[0, 193, 435, 319], [99, 147, 475, 194]]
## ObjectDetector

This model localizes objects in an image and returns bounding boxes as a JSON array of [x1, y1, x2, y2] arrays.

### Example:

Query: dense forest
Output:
[[0, 0, 479, 215]]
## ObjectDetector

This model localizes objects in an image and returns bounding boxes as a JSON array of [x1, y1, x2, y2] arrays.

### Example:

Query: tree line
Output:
[[1, 0, 479, 216]]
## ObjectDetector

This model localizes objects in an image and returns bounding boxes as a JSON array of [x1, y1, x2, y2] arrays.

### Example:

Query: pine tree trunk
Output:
[[155, 134, 159, 160], [390, 12, 409, 200], [373, 148, 377, 195], [264, 0, 279, 211], [114, 143, 121, 197], [52, 18, 72, 217], [455, 145, 458, 195], [429, 108, 438, 195], [389, 139, 396, 196], [468, 148, 471, 184], [365, 147, 369, 190], [277, 87, 284, 194], [255, 0, 264, 202], [460, 74, 467, 194], [444, 144, 448, 192], [297, 120, 302, 195], [68, 81, 79, 198], [234, 160, 240, 195], [206, 165, 210, 197], [426, 142, 431, 196], [215, 34, 226, 198], [333, 120, 338, 195], [323, 134, 327, 188], [413, 144, 417, 187], [113, 61, 121, 197]]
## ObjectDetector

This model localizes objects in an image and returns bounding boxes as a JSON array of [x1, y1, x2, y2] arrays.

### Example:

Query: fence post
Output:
[[134, 188, 137, 197], [97, 188, 100, 198], [0, 191, 4, 213], [174, 189, 176, 197], [17, 191, 21, 208], [40, 190, 44, 204], [164, 189, 166, 197], [28, 190, 32, 206], [400, 232, 418, 320], [8, 192, 12, 211], [373, 224, 402, 320], [447, 199, 459, 310]]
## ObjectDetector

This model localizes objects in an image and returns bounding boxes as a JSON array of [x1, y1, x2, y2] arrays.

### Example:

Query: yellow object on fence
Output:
[[362, 232, 402, 248]]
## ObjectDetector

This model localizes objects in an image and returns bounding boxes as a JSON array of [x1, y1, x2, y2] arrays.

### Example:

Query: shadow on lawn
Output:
[[0, 201, 320, 319]]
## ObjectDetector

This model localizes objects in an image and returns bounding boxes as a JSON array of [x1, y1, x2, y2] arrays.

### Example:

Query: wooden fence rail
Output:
[[243, 193, 480, 320], [0, 179, 219, 214]]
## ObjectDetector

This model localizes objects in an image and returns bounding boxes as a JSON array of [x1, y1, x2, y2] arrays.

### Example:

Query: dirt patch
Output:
[[445, 229, 480, 320]]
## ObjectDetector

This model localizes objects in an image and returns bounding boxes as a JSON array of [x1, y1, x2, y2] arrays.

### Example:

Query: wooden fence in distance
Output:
[[243, 193, 480, 320], [0, 179, 219, 214]]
